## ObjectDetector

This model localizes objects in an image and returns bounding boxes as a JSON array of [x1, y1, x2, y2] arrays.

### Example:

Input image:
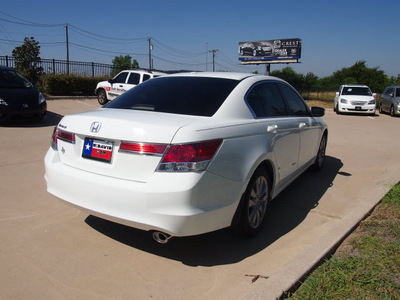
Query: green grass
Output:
[[285, 184, 400, 299]]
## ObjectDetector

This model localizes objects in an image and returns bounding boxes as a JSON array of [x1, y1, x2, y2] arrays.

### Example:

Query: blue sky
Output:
[[0, 0, 398, 78]]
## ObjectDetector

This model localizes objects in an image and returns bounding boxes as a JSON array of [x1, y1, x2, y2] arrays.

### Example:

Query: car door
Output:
[[385, 88, 394, 112], [381, 88, 389, 112], [125, 72, 141, 91], [109, 71, 129, 100], [278, 83, 322, 169], [246, 81, 300, 187]]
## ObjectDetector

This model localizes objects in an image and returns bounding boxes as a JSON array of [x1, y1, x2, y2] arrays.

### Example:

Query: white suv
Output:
[[95, 70, 165, 104], [334, 84, 376, 115]]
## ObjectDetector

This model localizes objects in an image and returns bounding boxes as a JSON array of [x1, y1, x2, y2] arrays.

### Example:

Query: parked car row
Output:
[[333, 84, 400, 117], [2, 63, 398, 243]]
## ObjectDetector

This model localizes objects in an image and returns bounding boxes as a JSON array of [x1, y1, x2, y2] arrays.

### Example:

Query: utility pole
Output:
[[205, 42, 208, 71], [148, 37, 152, 72], [209, 49, 218, 72], [65, 24, 69, 74]]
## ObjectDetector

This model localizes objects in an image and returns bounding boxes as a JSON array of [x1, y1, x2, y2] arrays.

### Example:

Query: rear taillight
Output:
[[51, 126, 75, 151], [51, 127, 58, 150], [158, 139, 222, 172], [119, 139, 222, 172], [119, 142, 167, 156]]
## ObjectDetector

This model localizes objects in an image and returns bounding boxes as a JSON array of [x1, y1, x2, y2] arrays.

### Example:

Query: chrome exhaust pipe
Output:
[[152, 231, 172, 244]]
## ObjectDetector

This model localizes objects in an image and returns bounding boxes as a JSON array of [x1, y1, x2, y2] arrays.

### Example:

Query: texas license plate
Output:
[[82, 138, 113, 163]]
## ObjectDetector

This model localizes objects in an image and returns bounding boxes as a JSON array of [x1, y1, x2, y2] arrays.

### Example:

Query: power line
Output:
[[0, 11, 256, 72], [69, 42, 147, 56], [152, 38, 205, 58], [0, 11, 64, 27], [68, 24, 148, 43]]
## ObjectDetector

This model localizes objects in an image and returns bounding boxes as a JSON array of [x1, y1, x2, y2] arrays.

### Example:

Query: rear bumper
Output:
[[44, 148, 243, 237]]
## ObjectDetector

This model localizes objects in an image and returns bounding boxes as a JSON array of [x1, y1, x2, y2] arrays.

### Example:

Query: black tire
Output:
[[312, 134, 327, 171], [37, 110, 47, 121], [232, 167, 270, 236], [335, 105, 340, 114], [390, 105, 395, 117], [97, 89, 108, 105], [379, 103, 383, 114]]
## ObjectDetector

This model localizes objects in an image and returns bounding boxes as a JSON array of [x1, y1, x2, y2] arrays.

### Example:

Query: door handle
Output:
[[299, 122, 306, 129], [267, 124, 278, 132]]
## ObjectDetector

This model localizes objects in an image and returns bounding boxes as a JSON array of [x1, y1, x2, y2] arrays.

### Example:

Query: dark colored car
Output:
[[0, 66, 47, 123]]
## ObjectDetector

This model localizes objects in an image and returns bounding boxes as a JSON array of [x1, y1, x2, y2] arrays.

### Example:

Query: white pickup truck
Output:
[[95, 69, 165, 104]]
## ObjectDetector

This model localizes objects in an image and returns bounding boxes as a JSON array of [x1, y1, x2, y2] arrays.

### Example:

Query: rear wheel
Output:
[[97, 89, 108, 105], [312, 134, 327, 171], [232, 168, 270, 236]]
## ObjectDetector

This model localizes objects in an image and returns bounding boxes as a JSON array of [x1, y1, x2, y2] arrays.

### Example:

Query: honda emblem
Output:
[[90, 122, 102, 133]]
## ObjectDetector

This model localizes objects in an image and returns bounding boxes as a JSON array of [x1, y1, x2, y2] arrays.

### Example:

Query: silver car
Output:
[[379, 86, 400, 117]]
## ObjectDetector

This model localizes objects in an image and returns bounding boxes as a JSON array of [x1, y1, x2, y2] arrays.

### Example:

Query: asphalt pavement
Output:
[[1, 99, 399, 299]]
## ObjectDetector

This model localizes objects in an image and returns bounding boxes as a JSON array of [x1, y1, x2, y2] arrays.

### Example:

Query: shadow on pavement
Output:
[[86, 155, 344, 266], [0, 110, 62, 128]]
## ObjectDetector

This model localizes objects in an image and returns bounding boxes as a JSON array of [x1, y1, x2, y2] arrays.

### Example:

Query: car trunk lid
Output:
[[55, 108, 199, 182]]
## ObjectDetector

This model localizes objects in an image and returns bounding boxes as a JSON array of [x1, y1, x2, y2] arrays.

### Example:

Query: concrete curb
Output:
[[45, 96, 97, 101]]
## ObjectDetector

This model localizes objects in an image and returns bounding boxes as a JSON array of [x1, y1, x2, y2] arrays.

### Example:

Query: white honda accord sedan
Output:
[[44, 72, 327, 243]]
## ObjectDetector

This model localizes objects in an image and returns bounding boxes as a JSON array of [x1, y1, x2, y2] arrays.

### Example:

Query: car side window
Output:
[[113, 72, 129, 84], [127, 73, 140, 85], [246, 82, 288, 118], [278, 84, 309, 116], [383, 88, 389, 96], [143, 74, 151, 82], [396, 88, 400, 97]]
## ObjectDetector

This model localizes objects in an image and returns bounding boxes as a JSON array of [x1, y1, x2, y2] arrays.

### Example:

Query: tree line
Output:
[[271, 61, 400, 94], [8, 37, 400, 94]]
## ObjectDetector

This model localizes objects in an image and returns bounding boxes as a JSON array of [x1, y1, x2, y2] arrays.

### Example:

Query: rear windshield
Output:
[[0, 69, 32, 89], [342, 87, 372, 96], [105, 76, 239, 117]]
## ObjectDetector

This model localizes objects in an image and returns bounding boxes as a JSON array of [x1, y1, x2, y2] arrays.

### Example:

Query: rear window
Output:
[[105, 77, 239, 117]]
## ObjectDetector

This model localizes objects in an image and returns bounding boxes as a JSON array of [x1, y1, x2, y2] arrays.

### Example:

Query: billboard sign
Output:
[[238, 38, 301, 64]]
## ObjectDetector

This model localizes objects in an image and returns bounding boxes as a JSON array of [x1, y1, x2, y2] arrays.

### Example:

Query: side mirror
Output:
[[372, 93, 377, 98], [335, 92, 339, 96], [311, 106, 325, 117]]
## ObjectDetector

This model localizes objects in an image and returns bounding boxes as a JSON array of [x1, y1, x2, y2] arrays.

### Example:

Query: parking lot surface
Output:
[[1, 99, 399, 299]]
